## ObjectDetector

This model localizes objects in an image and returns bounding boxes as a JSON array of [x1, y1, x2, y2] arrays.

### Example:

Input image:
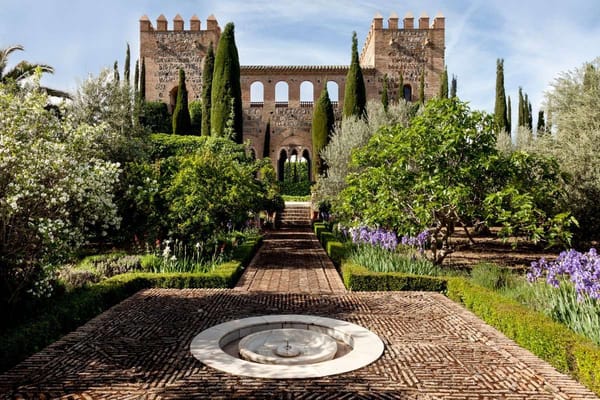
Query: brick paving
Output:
[[0, 202, 597, 399], [1, 289, 597, 399]]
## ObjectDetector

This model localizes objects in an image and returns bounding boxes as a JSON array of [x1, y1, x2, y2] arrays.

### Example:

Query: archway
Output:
[[327, 81, 339, 106], [300, 81, 314, 105], [169, 86, 178, 113], [281, 148, 311, 195], [277, 149, 288, 182], [403, 84, 412, 102], [302, 149, 312, 182]]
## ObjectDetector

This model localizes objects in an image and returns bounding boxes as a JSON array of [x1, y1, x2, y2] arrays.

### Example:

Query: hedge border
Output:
[[340, 262, 600, 395], [0, 237, 262, 373]]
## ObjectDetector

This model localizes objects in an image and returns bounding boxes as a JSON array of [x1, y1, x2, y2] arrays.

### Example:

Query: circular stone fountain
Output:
[[190, 315, 384, 379]]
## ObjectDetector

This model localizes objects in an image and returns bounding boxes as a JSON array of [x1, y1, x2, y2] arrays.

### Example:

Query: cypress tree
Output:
[[134, 60, 139, 95], [312, 87, 334, 176], [381, 74, 389, 112], [201, 43, 215, 137], [211, 22, 243, 143], [527, 96, 533, 130], [343, 31, 367, 119], [494, 59, 509, 133], [518, 87, 524, 127], [172, 68, 192, 135], [419, 70, 425, 104], [439, 66, 448, 98], [124, 43, 130, 86], [140, 57, 146, 100], [537, 110, 546, 136], [450, 74, 457, 98], [398, 72, 404, 100], [113, 61, 120, 82], [507, 95, 512, 134], [263, 120, 271, 158]]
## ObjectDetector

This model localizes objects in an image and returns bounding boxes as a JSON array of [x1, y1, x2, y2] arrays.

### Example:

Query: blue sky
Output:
[[1, 0, 599, 126]]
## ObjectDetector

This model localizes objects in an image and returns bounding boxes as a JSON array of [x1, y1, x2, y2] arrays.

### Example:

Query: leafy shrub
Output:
[[148, 133, 205, 159], [348, 245, 449, 276], [141, 101, 170, 133], [189, 100, 202, 134], [341, 263, 447, 292], [470, 263, 517, 290]]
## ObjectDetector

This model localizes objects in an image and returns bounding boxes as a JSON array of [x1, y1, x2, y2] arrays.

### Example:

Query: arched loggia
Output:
[[277, 149, 288, 181]]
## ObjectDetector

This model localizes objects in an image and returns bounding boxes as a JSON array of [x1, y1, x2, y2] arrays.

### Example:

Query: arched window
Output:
[[300, 81, 314, 104], [250, 81, 264, 105], [302, 149, 312, 182], [403, 84, 412, 101], [327, 81, 339, 103], [275, 81, 289, 106]]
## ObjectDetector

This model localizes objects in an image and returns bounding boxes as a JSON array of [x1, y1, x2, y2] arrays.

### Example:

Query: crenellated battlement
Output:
[[360, 11, 444, 67], [139, 14, 221, 33]]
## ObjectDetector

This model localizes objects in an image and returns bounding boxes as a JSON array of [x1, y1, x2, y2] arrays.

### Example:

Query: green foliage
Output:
[[469, 263, 516, 290], [312, 86, 334, 176], [450, 74, 457, 98], [418, 70, 425, 103], [148, 133, 205, 158], [343, 32, 367, 119], [446, 278, 600, 394], [124, 43, 130, 85], [507, 95, 512, 133], [0, 236, 262, 373], [140, 101, 172, 133], [349, 245, 451, 276], [140, 57, 146, 100], [189, 100, 202, 135], [313, 100, 416, 206], [211, 23, 243, 142], [201, 43, 214, 137], [494, 59, 509, 133], [337, 98, 572, 264], [341, 262, 448, 292], [281, 160, 310, 195], [439, 66, 448, 98], [172, 68, 192, 135], [381, 74, 389, 112]]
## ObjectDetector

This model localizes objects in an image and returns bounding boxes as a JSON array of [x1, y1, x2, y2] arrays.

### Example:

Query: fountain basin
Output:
[[190, 315, 384, 379]]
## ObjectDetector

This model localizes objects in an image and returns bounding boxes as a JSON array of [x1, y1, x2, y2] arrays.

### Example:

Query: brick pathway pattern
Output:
[[0, 202, 597, 399], [1, 289, 596, 399]]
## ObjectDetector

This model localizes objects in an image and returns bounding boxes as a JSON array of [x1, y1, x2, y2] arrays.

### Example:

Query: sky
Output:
[[1, 0, 599, 127]]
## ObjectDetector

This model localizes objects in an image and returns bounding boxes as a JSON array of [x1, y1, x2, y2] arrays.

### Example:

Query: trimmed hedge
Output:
[[313, 223, 347, 266], [149, 133, 206, 159], [340, 261, 600, 395], [0, 237, 262, 373], [342, 263, 447, 292]]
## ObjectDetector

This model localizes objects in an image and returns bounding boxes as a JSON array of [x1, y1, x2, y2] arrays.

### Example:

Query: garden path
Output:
[[235, 202, 346, 294]]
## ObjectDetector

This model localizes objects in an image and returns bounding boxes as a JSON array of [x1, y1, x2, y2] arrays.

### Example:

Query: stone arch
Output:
[[277, 148, 288, 181], [327, 81, 339, 104], [275, 81, 289, 105], [302, 148, 312, 182], [169, 86, 178, 113], [403, 84, 412, 101], [250, 81, 264, 104], [300, 81, 314, 103]]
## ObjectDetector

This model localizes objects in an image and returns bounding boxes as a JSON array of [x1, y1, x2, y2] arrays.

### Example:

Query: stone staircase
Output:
[[279, 202, 311, 227]]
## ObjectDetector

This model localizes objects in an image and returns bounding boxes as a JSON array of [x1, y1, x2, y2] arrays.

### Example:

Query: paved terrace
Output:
[[0, 204, 597, 399]]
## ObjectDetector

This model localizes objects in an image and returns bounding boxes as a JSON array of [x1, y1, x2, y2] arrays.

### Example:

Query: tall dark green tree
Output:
[[507, 95, 512, 134], [518, 87, 524, 127], [398, 72, 404, 100], [113, 61, 120, 82], [263, 120, 271, 158], [419, 70, 425, 104], [134, 60, 139, 95], [201, 43, 215, 137], [172, 68, 192, 135], [343, 31, 367, 119], [494, 59, 509, 133], [211, 23, 243, 143], [312, 87, 334, 176], [381, 74, 389, 112], [537, 110, 546, 136], [140, 57, 146, 100], [124, 43, 130, 85], [526, 95, 533, 130], [450, 74, 457, 98], [439, 66, 448, 98]]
